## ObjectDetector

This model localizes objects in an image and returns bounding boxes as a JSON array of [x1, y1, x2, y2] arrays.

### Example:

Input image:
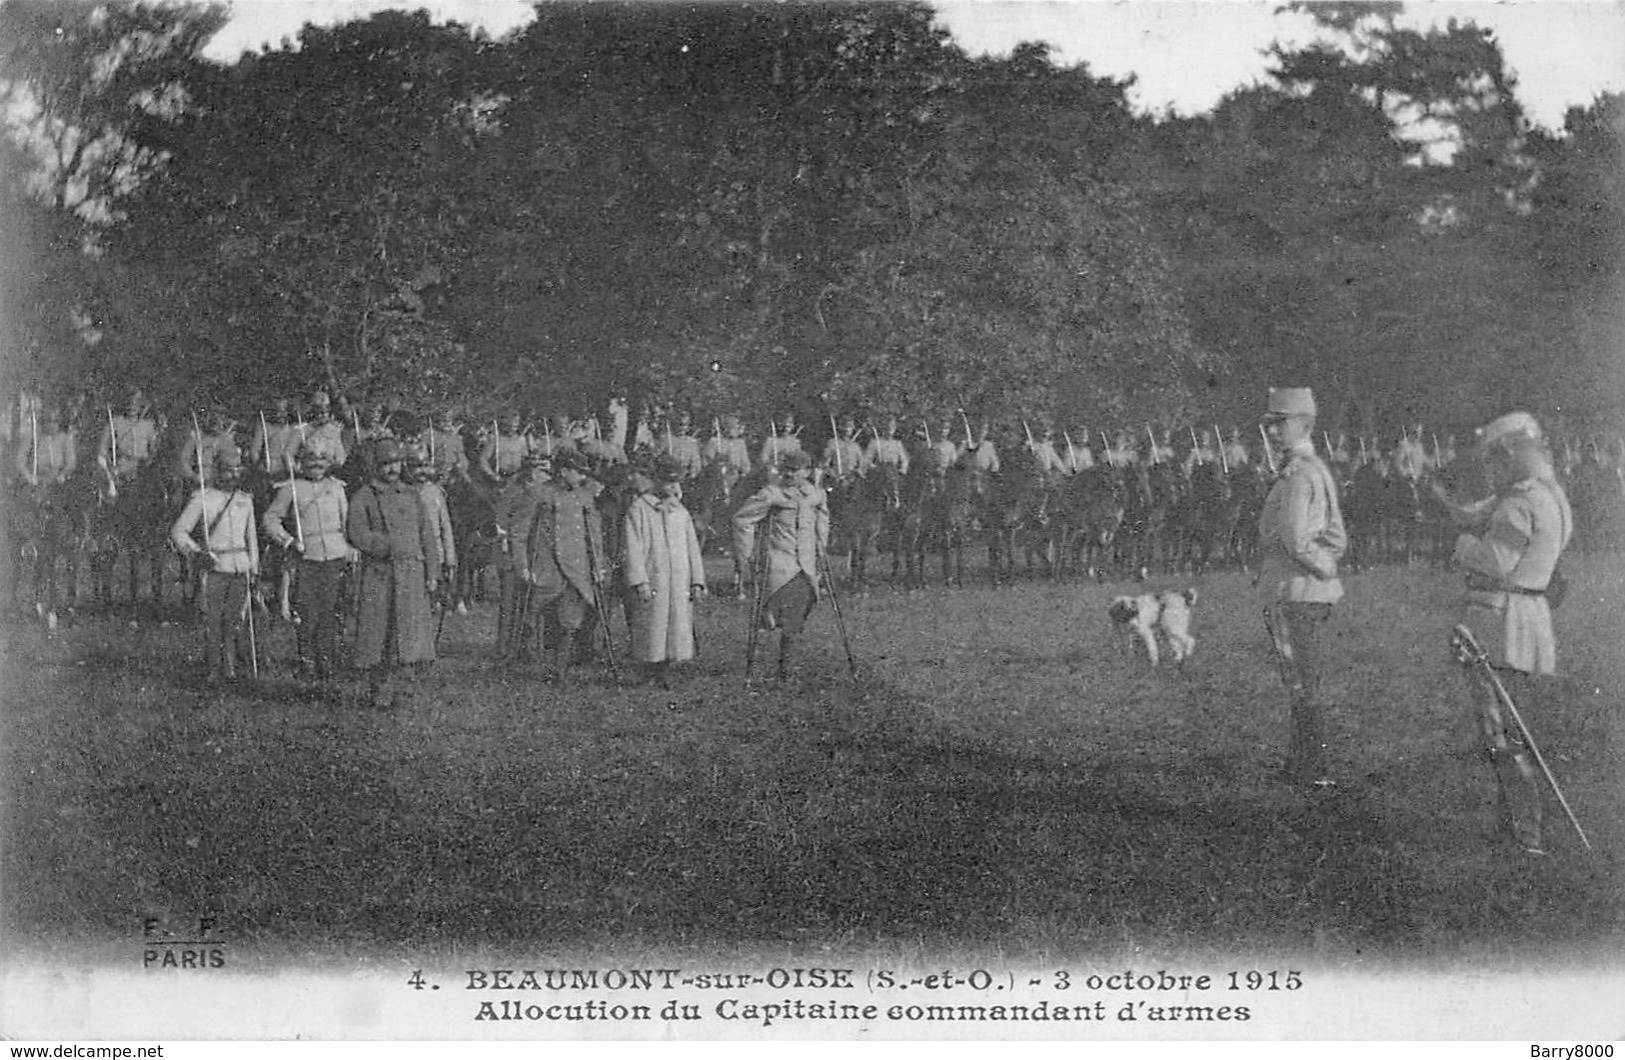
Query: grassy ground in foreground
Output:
[[2, 554, 1621, 970]]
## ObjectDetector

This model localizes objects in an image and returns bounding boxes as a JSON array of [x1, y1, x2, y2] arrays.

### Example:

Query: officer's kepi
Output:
[[1263, 387, 1316, 421]]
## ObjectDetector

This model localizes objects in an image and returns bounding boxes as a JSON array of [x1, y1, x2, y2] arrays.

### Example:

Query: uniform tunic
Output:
[[479, 433, 530, 483], [1256, 440, 1347, 781], [866, 437, 910, 475], [1256, 443, 1347, 606], [1030, 439, 1066, 476], [822, 437, 867, 477], [1455, 475, 1572, 675], [249, 421, 303, 475], [171, 487, 261, 676], [263, 474, 352, 676], [733, 480, 829, 632], [662, 434, 704, 480], [423, 427, 470, 481], [417, 480, 458, 572], [100, 415, 158, 481], [622, 493, 706, 663], [348, 480, 440, 669]]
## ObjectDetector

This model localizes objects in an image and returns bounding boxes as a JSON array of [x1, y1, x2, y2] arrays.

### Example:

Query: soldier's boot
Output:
[[777, 632, 796, 683]]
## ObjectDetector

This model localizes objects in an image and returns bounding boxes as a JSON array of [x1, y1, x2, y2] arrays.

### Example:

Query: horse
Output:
[[1118, 460, 1179, 578], [446, 476, 499, 612], [1052, 465, 1126, 581], [825, 465, 901, 594], [1179, 458, 1243, 574], [977, 448, 1051, 586], [87, 459, 179, 618], [898, 459, 977, 589]]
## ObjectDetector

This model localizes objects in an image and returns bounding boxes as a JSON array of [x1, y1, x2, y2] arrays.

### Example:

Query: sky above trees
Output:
[[204, 1, 1625, 130]]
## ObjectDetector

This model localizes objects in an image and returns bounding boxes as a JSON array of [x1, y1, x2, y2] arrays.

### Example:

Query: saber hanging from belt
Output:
[[1259, 423, 1277, 474], [828, 412, 843, 476], [260, 410, 272, 473]]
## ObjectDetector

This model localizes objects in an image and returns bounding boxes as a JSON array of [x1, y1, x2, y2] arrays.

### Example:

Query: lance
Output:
[[192, 410, 207, 489], [286, 455, 305, 550], [243, 571, 260, 678], [591, 414, 601, 442], [297, 410, 307, 442], [1322, 430, 1331, 455], [960, 409, 974, 449], [544, 416, 553, 454], [1432, 432, 1442, 467], [1064, 429, 1077, 470], [1145, 424, 1158, 465], [713, 416, 722, 440], [666, 418, 674, 455], [1022, 417, 1036, 450], [1189, 425, 1201, 464], [770, 418, 780, 464], [1100, 430, 1112, 469], [352, 405, 363, 448], [1259, 423, 1277, 474], [428, 419, 436, 464], [828, 412, 843, 476], [30, 405, 38, 482], [108, 405, 119, 471], [1359, 435, 1369, 464], [1216, 424, 1228, 474], [923, 419, 932, 449], [259, 410, 272, 472]]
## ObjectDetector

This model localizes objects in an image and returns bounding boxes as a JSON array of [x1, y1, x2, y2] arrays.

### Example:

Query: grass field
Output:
[[2, 553, 1622, 976]]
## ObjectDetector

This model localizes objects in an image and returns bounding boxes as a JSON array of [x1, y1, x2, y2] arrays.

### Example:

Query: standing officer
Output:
[[347, 439, 441, 708], [1444, 412, 1572, 855], [732, 449, 829, 682], [1256, 387, 1347, 787]]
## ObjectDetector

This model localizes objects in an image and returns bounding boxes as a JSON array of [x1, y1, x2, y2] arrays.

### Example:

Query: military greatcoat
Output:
[[348, 479, 441, 669]]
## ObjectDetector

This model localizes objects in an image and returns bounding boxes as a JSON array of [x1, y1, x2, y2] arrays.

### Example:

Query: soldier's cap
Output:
[[652, 454, 686, 482], [1263, 387, 1316, 420], [214, 446, 243, 473], [778, 450, 812, 471], [373, 439, 406, 464], [552, 446, 590, 472], [1476, 411, 1542, 452]]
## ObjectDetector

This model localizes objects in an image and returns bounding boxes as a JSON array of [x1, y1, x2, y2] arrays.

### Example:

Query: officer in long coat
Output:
[[510, 446, 606, 681], [733, 449, 829, 681], [623, 454, 707, 685], [1256, 387, 1347, 787], [1445, 412, 1573, 855], [347, 438, 441, 707]]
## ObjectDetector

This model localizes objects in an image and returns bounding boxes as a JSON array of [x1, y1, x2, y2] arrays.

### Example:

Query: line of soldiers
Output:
[[8, 384, 1625, 628]]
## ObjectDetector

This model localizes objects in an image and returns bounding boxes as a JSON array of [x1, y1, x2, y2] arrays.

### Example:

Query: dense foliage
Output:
[[1, 0, 1619, 429]]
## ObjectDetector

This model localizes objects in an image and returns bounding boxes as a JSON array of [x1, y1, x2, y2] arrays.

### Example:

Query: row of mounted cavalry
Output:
[[8, 431, 1623, 622]]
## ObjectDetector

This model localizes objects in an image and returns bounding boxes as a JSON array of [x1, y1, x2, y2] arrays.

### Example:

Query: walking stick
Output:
[[743, 531, 769, 686], [583, 509, 620, 685], [1451, 625, 1593, 852], [817, 543, 859, 681]]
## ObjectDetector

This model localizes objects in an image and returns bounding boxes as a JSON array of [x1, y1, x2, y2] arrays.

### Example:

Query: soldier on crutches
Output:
[[733, 449, 829, 683]]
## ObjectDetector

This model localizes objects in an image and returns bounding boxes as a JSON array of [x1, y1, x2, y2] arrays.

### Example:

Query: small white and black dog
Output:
[[1108, 589, 1198, 667]]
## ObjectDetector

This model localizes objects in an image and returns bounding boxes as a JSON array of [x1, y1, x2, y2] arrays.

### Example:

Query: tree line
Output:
[[1, 0, 1619, 434]]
